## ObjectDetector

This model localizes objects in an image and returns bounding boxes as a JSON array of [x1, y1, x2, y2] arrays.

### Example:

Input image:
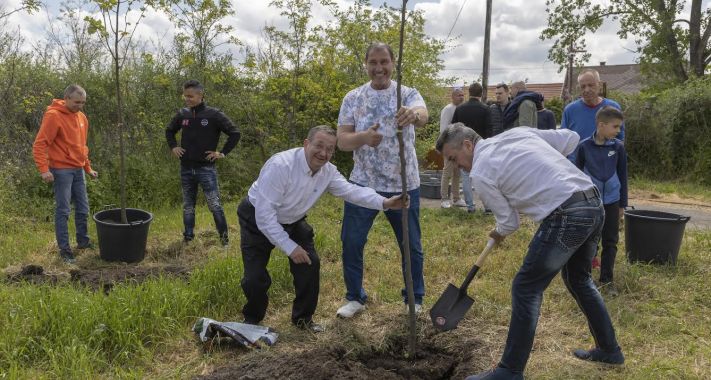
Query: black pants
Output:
[[599, 203, 620, 283], [237, 198, 320, 326]]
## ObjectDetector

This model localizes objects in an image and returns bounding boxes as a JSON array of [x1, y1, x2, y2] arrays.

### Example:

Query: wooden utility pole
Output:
[[482, 0, 492, 102], [395, 0, 417, 359]]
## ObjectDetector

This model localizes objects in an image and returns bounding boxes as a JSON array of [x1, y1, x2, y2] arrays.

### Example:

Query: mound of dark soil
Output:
[[5, 264, 190, 292], [5, 264, 62, 285], [70, 265, 190, 292], [197, 334, 478, 380]]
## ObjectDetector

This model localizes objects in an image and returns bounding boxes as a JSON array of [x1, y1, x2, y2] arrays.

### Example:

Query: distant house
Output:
[[563, 62, 643, 98]]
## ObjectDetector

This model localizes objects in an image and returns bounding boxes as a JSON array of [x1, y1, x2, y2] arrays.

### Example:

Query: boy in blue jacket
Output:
[[575, 106, 628, 295]]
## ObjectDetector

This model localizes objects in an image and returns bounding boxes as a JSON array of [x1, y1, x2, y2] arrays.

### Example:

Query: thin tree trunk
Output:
[[396, 0, 416, 360], [115, 1, 127, 223]]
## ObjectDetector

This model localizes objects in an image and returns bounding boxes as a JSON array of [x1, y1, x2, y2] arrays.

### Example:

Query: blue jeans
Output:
[[499, 193, 620, 373], [341, 187, 425, 304], [460, 169, 475, 210], [51, 168, 90, 251], [180, 165, 227, 241]]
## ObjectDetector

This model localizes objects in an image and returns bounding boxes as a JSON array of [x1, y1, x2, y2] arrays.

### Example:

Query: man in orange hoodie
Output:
[[33, 85, 98, 263]]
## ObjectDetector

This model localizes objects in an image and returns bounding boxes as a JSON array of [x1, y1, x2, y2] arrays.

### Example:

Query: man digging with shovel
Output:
[[437, 124, 624, 380]]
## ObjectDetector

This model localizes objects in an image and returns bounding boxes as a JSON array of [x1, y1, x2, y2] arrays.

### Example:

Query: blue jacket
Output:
[[574, 133, 628, 207]]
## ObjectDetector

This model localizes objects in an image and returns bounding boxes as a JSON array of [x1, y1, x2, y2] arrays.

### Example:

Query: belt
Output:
[[560, 187, 599, 208]]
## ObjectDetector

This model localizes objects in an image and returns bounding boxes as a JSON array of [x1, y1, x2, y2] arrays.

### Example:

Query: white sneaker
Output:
[[404, 304, 423, 314], [336, 301, 365, 318], [441, 200, 452, 208], [453, 199, 467, 207]]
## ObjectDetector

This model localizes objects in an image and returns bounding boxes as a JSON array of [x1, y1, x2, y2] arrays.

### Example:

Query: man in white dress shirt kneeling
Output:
[[237, 125, 405, 333]]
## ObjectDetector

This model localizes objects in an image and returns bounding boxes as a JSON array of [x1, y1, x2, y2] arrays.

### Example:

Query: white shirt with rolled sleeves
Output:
[[338, 81, 426, 192], [247, 147, 386, 256], [469, 127, 596, 236]]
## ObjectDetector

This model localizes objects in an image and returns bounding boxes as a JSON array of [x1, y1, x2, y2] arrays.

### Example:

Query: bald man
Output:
[[502, 81, 542, 130]]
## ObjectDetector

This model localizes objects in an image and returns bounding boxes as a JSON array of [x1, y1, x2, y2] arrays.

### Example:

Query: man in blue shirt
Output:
[[561, 69, 624, 143]]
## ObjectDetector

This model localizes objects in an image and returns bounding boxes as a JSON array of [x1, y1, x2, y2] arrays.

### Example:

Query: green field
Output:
[[1, 194, 710, 379]]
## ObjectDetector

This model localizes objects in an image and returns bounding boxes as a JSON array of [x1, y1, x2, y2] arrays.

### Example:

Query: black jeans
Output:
[[599, 203, 620, 283], [237, 198, 320, 326]]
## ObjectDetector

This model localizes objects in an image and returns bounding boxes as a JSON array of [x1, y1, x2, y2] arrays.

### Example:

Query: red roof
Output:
[[563, 64, 643, 96]]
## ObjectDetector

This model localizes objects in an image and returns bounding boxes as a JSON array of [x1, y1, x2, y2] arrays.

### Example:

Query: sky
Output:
[[5, 0, 643, 85]]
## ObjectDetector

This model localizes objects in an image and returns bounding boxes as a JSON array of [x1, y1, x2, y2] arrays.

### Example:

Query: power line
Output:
[[446, 66, 559, 72], [445, 0, 468, 42]]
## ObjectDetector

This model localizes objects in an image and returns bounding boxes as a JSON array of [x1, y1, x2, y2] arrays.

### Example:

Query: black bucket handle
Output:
[[625, 206, 691, 223]]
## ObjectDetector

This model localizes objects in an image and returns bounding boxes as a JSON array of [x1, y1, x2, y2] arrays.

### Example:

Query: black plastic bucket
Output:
[[93, 208, 153, 263], [624, 209, 690, 265]]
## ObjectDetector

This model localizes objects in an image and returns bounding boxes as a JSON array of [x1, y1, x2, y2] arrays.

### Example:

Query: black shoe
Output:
[[242, 319, 260, 325], [77, 241, 94, 250], [295, 320, 325, 333], [59, 249, 76, 264], [599, 282, 619, 297], [573, 347, 625, 365], [220, 236, 229, 247], [183, 236, 193, 244]]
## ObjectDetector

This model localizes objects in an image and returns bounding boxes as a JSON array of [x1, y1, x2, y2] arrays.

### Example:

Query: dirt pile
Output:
[[5, 264, 190, 292], [196, 334, 480, 380]]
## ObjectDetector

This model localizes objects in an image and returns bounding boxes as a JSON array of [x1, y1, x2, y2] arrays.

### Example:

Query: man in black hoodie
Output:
[[166, 80, 240, 246]]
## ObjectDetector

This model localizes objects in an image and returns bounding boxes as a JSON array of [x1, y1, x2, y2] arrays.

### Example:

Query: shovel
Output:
[[430, 238, 496, 331]]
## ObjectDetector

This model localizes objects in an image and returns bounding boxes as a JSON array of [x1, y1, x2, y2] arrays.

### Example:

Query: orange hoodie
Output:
[[32, 99, 93, 174]]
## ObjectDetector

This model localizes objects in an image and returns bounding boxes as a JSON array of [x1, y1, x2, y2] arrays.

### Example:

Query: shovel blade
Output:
[[429, 283, 475, 332]]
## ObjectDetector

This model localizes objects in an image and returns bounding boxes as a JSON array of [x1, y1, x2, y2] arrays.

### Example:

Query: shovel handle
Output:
[[459, 238, 496, 290]]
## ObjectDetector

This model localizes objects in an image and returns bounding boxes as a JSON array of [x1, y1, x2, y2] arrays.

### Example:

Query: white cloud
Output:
[[415, 0, 637, 84], [7, 0, 639, 84]]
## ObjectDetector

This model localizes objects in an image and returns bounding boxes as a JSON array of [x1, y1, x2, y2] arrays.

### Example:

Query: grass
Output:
[[629, 176, 711, 202], [1, 194, 710, 379]]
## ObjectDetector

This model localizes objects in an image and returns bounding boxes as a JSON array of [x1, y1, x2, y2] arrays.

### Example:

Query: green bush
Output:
[[618, 76, 711, 184], [545, 97, 563, 126]]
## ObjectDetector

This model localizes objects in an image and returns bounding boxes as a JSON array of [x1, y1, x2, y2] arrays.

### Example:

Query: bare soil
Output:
[[195, 333, 479, 380], [4, 264, 190, 292]]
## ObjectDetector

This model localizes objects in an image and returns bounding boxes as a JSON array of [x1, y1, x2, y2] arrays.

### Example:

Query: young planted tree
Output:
[[395, 0, 417, 359], [85, 0, 167, 223]]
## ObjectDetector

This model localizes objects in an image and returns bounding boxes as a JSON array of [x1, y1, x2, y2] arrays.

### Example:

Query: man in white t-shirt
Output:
[[238, 126, 404, 332], [437, 124, 624, 379], [439, 87, 465, 208], [335, 42, 429, 318]]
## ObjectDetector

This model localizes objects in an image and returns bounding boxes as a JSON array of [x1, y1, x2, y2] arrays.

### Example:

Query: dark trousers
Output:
[[237, 198, 320, 326], [499, 192, 620, 373], [599, 203, 620, 283]]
